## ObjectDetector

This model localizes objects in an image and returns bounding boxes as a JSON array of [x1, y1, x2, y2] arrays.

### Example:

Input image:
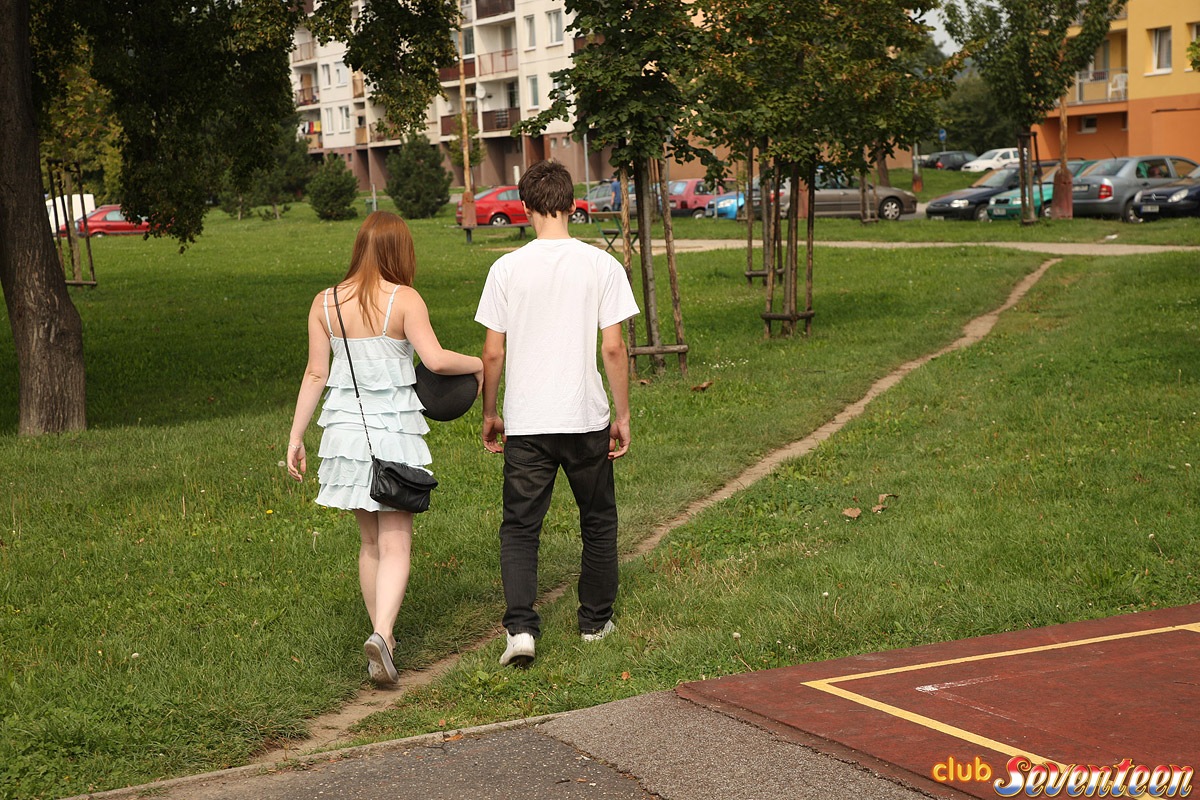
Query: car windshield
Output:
[[976, 149, 1001, 160], [973, 169, 1016, 188], [1188, 166, 1200, 179], [668, 180, 689, 194], [586, 185, 612, 199], [1079, 159, 1125, 178]]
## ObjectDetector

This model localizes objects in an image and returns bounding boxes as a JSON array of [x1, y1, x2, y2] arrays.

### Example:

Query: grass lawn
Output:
[[1, 199, 1197, 798]]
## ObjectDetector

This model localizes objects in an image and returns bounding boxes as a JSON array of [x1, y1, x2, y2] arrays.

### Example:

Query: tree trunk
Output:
[[873, 144, 891, 187], [634, 157, 663, 373], [0, 0, 88, 434], [1051, 96, 1074, 220]]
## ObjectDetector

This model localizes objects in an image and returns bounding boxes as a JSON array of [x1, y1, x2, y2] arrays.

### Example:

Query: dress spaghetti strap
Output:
[[323, 288, 334, 336], [381, 285, 402, 337]]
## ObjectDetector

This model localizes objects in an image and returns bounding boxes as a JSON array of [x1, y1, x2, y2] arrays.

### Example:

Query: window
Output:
[[527, 75, 539, 108], [321, 64, 331, 87], [1079, 115, 1098, 134], [335, 62, 347, 86], [339, 106, 351, 132], [505, 81, 519, 109], [1191, 24, 1200, 69], [524, 15, 536, 48], [547, 9, 564, 44], [1171, 158, 1197, 176], [460, 28, 475, 57], [1151, 26, 1172, 72], [323, 107, 334, 132]]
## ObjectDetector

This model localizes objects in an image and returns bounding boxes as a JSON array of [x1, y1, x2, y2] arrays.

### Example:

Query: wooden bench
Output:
[[458, 224, 528, 244], [590, 211, 639, 253]]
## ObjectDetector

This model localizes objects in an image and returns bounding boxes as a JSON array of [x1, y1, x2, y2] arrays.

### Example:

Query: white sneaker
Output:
[[499, 631, 536, 667], [581, 620, 615, 642]]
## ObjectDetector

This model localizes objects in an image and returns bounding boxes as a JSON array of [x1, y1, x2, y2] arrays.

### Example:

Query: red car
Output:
[[668, 178, 725, 218], [59, 204, 150, 237], [456, 186, 591, 226]]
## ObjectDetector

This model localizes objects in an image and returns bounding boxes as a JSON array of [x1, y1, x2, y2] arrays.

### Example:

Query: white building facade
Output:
[[290, 0, 612, 192]]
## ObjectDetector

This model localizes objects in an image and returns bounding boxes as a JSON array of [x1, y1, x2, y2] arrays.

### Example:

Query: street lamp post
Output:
[[457, 27, 475, 229]]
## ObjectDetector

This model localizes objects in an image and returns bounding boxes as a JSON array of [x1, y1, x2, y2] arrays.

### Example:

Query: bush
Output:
[[386, 135, 451, 219], [308, 156, 359, 220]]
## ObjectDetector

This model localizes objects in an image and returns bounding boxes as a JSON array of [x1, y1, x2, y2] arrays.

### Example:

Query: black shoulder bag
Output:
[[333, 286, 438, 513]]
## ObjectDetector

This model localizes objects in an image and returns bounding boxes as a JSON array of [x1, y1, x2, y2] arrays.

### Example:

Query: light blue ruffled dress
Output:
[[315, 286, 431, 512]]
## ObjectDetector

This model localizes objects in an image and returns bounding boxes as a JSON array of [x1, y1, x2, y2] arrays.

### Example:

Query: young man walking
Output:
[[475, 159, 640, 667]]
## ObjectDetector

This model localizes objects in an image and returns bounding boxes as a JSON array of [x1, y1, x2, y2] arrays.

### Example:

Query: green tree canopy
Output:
[[3, 0, 461, 434], [386, 135, 451, 219], [944, 0, 1126, 133]]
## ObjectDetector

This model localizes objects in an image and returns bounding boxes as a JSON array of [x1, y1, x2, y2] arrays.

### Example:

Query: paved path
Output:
[[657, 238, 1200, 256]]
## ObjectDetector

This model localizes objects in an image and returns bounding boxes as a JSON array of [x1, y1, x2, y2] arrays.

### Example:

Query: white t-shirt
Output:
[[475, 237, 640, 436]]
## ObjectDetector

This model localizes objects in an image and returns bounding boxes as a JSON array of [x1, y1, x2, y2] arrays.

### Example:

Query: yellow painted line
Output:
[[809, 622, 1200, 686], [799, 620, 1200, 768], [807, 679, 1063, 768]]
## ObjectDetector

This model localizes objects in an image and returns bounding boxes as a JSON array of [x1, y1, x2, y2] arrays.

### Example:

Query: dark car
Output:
[[924, 150, 976, 170], [1132, 164, 1200, 221], [1071, 155, 1198, 223], [925, 168, 1022, 221], [456, 185, 590, 226], [58, 204, 150, 237]]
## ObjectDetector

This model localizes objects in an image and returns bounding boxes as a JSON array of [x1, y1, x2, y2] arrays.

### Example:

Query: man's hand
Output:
[[608, 416, 630, 460], [482, 414, 505, 453]]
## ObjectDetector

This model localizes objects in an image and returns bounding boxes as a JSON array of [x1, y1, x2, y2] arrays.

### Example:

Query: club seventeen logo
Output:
[[931, 755, 1193, 797]]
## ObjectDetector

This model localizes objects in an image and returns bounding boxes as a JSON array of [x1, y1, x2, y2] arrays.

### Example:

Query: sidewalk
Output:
[[72, 604, 1200, 800], [70, 691, 939, 800]]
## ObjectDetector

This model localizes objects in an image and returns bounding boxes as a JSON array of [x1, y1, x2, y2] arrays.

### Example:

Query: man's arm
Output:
[[481, 328, 506, 453], [599, 322, 630, 459]]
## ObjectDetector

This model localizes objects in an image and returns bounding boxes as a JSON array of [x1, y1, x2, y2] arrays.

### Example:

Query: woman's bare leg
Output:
[[370, 510, 413, 653]]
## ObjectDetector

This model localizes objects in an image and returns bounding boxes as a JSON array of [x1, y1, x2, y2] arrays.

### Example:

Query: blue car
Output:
[[1133, 164, 1200, 221], [705, 178, 775, 219]]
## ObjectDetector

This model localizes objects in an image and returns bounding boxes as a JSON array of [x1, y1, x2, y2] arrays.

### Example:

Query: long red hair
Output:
[[342, 211, 417, 328]]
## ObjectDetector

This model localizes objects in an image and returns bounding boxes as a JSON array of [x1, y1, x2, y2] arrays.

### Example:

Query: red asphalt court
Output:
[[678, 604, 1200, 799]]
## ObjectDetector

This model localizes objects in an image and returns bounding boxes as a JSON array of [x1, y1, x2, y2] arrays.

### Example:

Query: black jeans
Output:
[[500, 428, 618, 638]]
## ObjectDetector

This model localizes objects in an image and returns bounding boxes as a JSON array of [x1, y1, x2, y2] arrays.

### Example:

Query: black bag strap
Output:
[[332, 285, 376, 461]]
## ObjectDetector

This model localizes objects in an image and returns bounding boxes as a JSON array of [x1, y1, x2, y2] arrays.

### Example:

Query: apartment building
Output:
[[290, 0, 612, 192], [1034, 0, 1200, 163]]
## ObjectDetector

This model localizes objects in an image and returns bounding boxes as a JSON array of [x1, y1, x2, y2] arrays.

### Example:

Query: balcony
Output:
[[305, 133, 322, 150], [356, 127, 370, 145], [1069, 66, 1127, 105], [295, 88, 319, 107], [353, 74, 365, 98], [440, 59, 476, 82], [482, 107, 520, 132], [292, 40, 317, 63], [476, 49, 517, 77], [476, 0, 513, 20]]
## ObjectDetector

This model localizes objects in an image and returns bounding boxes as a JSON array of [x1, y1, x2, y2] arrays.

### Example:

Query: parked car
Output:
[[961, 148, 1021, 172], [667, 178, 725, 218], [584, 184, 615, 212], [705, 177, 787, 220], [705, 173, 915, 221], [46, 193, 96, 232], [926, 168, 1022, 221], [58, 204, 150, 237], [986, 160, 1091, 220], [1133, 164, 1200, 221], [923, 150, 977, 170], [1072, 156, 1199, 222], [456, 185, 591, 226]]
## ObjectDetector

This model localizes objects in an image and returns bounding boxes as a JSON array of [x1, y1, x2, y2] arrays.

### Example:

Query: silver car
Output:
[[1071, 156, 1199, 223]]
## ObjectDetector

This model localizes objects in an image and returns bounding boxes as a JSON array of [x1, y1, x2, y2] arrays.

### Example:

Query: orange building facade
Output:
[[1035, 2, 1200, 163]]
